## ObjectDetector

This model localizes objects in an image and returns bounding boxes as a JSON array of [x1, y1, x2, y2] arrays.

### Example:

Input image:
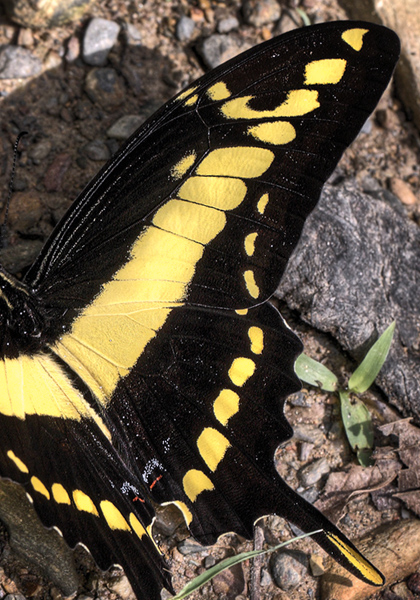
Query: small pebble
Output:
[[43, 153, 72, 192], [0, 45, 42, 78], [83, 140, 111, 161], [242, 0, 281, 27], [389, 177, 418, 206], [177, 538, 205, 555], [270, 550, 307, 591], [298, 457, 330, 487], [126, 23, 142, 44], [107, 115, 144, 140], [198, 34, 251, 69], [217, 16, 239, 33], [17, 28, 34, 48], [65, 35, 80, 62], [309, 553, 325, 577], [84, 67, 125, 109], [82, 17, 121, 66], [176, 16, 195, 41]]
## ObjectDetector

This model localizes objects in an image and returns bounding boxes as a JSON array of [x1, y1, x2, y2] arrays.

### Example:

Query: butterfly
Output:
[[0, 20, 399, 599]]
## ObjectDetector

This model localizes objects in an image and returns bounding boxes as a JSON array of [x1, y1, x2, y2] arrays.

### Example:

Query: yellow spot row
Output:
[[6, 451, 147, 539]]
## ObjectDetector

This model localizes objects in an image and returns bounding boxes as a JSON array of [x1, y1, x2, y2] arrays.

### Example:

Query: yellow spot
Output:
[[7, 450, 29, 473], [197, 428, 231, 471], [221, 89, 319, 119], [184, 94, 198, 107], [73, 490, 99, 516], [304, 59, 346, 85], [31, 476, 50, 500], [244, 269, 260, 299], [52, 483, 71, 505], [129, 513, 147, 538], [257, 193, 269, 215], [213, 389, 240, 425], [183, 469, 214, 502], [228, 357, 255, 387], [342, 28, 368, 52], [235, 308, 248, 316], [196, 146, 274, 178], [100, 500, 130, 531], [244, 232, 257, 257], [248, 121, 296, 145], [178, 176, 247, 211], [207, 81, 231, 100], [177, 86, 198, 101], [248, 326, 264, 354], [170, 152, 197, 179], [153, 199, 226, 244], [327, 532, 384, 585]]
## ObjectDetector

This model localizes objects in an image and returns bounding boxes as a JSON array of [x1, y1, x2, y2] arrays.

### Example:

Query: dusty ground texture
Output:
[[0, 1, 420, 600]]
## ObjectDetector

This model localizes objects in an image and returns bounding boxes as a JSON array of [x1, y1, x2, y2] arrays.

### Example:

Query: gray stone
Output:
[[176, 16, 195, 42], [82, 17, 120, 67], [198, 34, 251, 70], [0, 45, 42, 78], [83, 139, 111, 161], [270, 549, 308, 591], [298, 457, 331, 487], [242, 0, 281, 27], [277, 181, 420, 420], [217, 16, 239, 34], [107, 115, 144, 140]]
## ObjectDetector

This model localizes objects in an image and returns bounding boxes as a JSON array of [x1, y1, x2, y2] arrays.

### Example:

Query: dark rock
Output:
[[84, 67, 125, 110], [0, 240, 44, 274], [277, 181, 420, 420], [0, 480, 78, 596]]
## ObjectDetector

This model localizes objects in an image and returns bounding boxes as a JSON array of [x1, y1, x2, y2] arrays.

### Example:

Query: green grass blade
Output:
[[348, 322, 395, 394], [295, 353, 338, 392], [339, 390, 374, 466], [172, 530, 322, 599]]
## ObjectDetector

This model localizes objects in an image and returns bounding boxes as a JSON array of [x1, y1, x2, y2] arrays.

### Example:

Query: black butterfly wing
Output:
[[0, 21, 400, 599]]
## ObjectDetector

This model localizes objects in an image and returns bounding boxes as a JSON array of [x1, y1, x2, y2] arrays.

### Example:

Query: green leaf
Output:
[[348, 322, 395, 394], [295, 353, 338, 392], [339, 390, 374, 466], [172, 530, 322, 599]]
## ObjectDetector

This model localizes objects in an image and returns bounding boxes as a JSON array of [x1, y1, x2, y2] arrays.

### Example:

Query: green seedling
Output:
[[295, 323, 395, 466]]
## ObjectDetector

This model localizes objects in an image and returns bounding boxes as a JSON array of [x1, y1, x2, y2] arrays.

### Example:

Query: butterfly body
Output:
[[0, 21, 399, 599]]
